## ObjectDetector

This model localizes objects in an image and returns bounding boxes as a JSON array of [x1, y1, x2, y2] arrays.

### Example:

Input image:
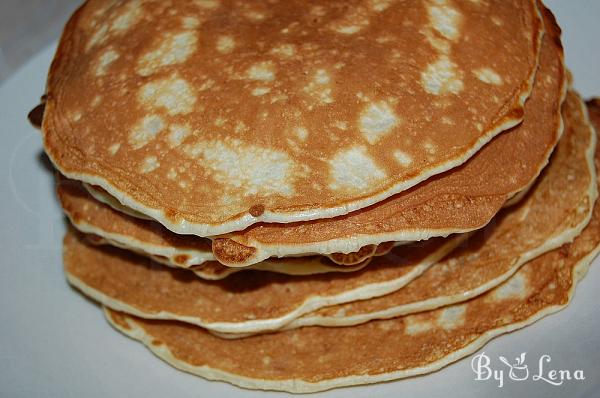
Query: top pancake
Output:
[[42, 0, 542, 236]]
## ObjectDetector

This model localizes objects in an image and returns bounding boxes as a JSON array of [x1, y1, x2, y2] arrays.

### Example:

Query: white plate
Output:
[[0, 2, 598, 397]]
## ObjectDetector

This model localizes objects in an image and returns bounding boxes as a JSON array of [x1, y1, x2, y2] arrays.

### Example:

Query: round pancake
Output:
[[104, 191, 600, 393], [61, 89, 595, 336], [43, 0, 542, 236], [64, 231, 465, 334], [265, 90, 599, 333], [213, 11, 566, 266]]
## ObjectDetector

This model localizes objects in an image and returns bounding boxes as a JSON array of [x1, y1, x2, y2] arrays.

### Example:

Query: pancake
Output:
[[265, 90, 599, 333], [43, 0, 542, 236], [59, 178, 394, 269], [62, 88, 594, 336], [64, 230, 465, 334], [103, 171, 600, 392], [212, 9, 566, 266]]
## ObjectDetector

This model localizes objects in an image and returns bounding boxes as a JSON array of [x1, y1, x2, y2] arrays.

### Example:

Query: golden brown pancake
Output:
[[62, 89, 595, 336], [64, 230, 464, 334], [43, 0, 542, 236], [212, 9, 565, 266], [103, 171, 600, 392]]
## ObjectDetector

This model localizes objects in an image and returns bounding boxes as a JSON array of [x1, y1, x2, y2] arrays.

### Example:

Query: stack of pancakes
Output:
[[35, 0, 600, 392]]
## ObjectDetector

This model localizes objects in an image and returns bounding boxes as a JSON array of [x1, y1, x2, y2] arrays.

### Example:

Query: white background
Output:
[[0, 1, 599, 397]]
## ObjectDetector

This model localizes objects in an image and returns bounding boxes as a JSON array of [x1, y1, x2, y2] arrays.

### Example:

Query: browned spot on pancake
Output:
[[174, 254, 190, 265], [249, 204, 265, 217], [28, 103, 46, 128], [151, 339, 163, 347], [212, 238, 257, 265], [165, 208, 178, 219]]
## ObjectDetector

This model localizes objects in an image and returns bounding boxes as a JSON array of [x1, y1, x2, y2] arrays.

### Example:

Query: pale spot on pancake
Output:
[[111, 0, 142, 32], [303, 69, 334, 105], [329, 7, 370, 34], [490, 273, 529, 301], [214, 117, 227, 127], [234, 121, 248, 133], [91, 95, 102, 107], [473, 67, 503, 85], [129, 115, 165, 149], [193, 0, 220, 9], [394, 150, 413, 166], [427, 0, 463, 41], [137, 31, 198, 76], [95, 49, 119, 76], [71, 111, 82, 122], [422, 28, 451, 54], [216, 35, 236, 54], [87, 24, 109, 50], [437, 305, 466, 330], [199, 79, 215, 91], [491, 16, 502, 26], [182, 16, 200, 29], [310, 5, 327, 16], [270, 44, 296, 58], [369, 0, 393, 12], [168, 124, 191, 148], [377, 320, 396, 331], [245, 10, 266, 21], [140, 156, 160, 173], [246, 61, 275, 81], [441, 116, 454, 125], [424, 142, 437, 154], [360, 101, 399, 144], [329, 146, 386, 191], [139, 75, 196, 115], [293, 127, 309, 141], [404, 316, 433, 335], [252, 87, 271, 96], [421, 55, 464, 95], [333, 121, 348, 130], [108, 143, 121, 155], [262, 356, 272, 366], [184, 139, 296, 197], [167, 168, 178, 180], [337, 25, 361, 34]]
